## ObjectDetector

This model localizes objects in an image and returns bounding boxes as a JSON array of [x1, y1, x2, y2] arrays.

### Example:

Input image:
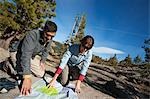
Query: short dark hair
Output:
[[43, 21, 57, 32], [81, 35, 94, 49]]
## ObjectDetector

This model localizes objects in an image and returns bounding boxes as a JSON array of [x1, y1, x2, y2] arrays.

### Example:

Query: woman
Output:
[[48, 35, 94, 93]]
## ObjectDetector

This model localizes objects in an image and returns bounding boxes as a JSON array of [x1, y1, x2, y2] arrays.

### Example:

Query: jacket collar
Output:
[[39, 30, 51, 45]]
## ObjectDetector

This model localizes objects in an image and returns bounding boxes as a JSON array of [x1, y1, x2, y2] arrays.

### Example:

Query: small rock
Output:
[[0, 88, 8, 93]]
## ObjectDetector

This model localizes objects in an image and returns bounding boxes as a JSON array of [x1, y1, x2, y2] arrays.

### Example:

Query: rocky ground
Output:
[[0, 48, 114, 99], [0, 47, 149, 99]]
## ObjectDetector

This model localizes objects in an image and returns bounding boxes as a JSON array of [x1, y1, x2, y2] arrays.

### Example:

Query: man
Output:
[[47, 35, 94, 93], [8, 20, 57, 95]]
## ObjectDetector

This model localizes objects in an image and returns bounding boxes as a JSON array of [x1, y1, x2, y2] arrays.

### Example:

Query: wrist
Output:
[[55, 67, 62, 75], [53, 73, 59, 80], [40, 60, 45, 64], [78, 74, 85, 81], [76, 80, 81, 86], [23, 75, 32, 79], [40, 59, 45, 63]]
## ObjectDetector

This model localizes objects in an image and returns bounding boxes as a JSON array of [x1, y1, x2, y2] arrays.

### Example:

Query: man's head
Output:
[[43, 21, 57, 42], [80, 35, 94, 53]]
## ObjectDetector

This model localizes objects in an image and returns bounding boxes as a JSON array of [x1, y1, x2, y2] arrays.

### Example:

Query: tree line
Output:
[[0, 0, 149, 68], [92, 39, 150, 67]]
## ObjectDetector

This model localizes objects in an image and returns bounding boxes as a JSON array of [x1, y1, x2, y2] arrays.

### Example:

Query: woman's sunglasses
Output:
[[82, 44, 91, 50]]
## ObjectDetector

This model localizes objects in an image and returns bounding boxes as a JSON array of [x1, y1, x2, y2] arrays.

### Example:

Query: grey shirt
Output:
[[19, 29, 52, 75]]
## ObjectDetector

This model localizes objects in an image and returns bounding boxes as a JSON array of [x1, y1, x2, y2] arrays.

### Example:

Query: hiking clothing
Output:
[[56, 44, 92, 82], [10, 29, 52, 75]]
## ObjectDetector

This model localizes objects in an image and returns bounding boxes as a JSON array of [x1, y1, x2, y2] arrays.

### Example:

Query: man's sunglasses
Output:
[[46, 33, 55, 38]]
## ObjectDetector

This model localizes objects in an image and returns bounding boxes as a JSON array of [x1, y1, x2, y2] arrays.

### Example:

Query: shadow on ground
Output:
[[45, 70, 55, 77], [85, 73, 150, 99]]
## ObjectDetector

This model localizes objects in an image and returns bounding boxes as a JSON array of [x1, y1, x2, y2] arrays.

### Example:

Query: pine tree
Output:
[[142, 39, 150, 63], [0, 0, 19, 31], [108, 54, 118, 66], [133, 55, 142, 64], [120, 54, 132, 66], [71, 15, 86, 44], [92, 55, 103, 64], [0, 0, 56, 35]]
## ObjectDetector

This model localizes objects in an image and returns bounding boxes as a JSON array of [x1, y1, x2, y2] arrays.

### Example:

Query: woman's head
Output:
[[80, 35, 94, 53]]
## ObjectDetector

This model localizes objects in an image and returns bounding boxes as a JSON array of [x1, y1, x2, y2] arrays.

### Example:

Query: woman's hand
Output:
[[47, 73, 59, 88], [75, 80, 81, 94], [47, 79, 56, 88]]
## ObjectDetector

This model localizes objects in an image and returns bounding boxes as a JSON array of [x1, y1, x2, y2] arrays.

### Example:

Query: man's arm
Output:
[[21, 31, 37, 75], [41, 41, 52, 63], [20, 31, 37, 95]]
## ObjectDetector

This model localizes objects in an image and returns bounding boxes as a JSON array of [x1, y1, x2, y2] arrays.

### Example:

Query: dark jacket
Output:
[[10, 29, 52, 75]]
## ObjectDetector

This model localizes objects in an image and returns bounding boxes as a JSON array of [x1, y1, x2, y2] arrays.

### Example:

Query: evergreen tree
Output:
[[142, 39, 150, 63], [133, 55, 142, 64], [71, 15, 86, 44], [92, 55, 103, 64], [120, 54, 132, 66], [0, 0, 56, 35], [108, 54, 118, 66]]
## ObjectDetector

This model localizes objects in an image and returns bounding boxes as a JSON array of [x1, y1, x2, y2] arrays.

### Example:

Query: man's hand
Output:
[[21, 78, 32, 96], [40, 61, 45, 71], [75, 80, 81, 94]]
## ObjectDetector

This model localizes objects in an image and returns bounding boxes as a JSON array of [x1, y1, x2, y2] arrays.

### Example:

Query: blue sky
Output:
[[52, 0, 149, 61]]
